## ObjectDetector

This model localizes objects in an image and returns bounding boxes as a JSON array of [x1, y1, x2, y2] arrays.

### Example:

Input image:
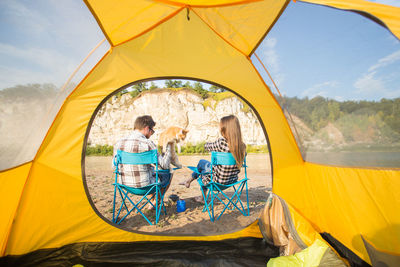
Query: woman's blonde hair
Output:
[[220, 115, 246, 168]]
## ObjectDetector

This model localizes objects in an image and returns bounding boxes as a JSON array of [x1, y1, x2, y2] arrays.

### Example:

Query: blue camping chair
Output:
[[112, 149, 170, 225], [188, 152, 249, 222]]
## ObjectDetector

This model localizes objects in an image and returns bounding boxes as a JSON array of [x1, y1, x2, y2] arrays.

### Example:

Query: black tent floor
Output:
[[0, 237, 279, 267]]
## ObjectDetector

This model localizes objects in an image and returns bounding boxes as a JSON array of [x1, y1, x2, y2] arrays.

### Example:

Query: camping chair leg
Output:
[[202, 187, 215, 222], [155, 187, 159, 224], [214, 181, 249, 221], [121, 191, 154, 225], [155, 186, 168, 223], [233, 181, 249, 216], [137, 193, 156, 214], [112, 184, 117, 223], [116, 188, 155, 225], [231, 183, 246, 214], [115, 187, 130, 223], [245, 181, 249, 216], [228, 185, 239, 210], [215, 189, 233, 221], [200, 186, 208, 212], [116, 189, 136, 224], [209, 189, 215, 222], [212, 190, 218, 221]]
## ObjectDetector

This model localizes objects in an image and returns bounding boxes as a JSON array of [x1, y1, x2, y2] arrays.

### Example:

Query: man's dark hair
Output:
[[134, 115, 156, 130]]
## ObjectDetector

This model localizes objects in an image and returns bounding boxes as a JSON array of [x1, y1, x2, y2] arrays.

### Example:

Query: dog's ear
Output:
[[182, 129, 189, 134]]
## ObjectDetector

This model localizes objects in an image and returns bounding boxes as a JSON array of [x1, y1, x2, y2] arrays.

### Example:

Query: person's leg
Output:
[[148, 172, 172, 210], [146, 174, 157, 210], [186, 159, 211, 188], [197, 159, 211, 173], [159, 172, 173, 194], [195, 176, 209, 203]]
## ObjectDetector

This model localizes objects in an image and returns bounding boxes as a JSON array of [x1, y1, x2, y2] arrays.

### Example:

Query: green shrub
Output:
[[180, 142, 207, 155], [86, 144, 114, 156], [246, 144, 269, 153]]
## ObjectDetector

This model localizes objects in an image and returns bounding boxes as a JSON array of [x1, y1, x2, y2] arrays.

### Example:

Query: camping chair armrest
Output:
[[187, 166, 212, 175], [187, 166, 200, 173], [157, 167, 180, 174]]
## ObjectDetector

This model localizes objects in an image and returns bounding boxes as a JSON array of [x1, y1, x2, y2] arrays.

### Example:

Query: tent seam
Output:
[[249, 0, 291, 56], [298, 0, 400, 41], [247, 56, 305, 164], [114, 7, 185, 47], [2, 49, 112, 256], [153, 0, 263, 8], [190, 7, 248, 57], [1, 162, 34, 256], [254, 52, 306, 159], [83, 0, 114, 46]]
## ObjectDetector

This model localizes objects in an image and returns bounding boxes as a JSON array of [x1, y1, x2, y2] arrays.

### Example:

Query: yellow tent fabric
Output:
[[85, 0, 289, 54], [1, 0, 399, 265], [300, 0, 400, 40]]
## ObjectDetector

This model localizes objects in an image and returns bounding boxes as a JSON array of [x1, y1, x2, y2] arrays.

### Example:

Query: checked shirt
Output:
[[114, 130, 171, 188], [202, 137, 241, 185]]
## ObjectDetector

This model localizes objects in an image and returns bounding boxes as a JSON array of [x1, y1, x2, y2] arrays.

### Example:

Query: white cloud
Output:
[[0, 43, 77, 88], [0, 66, 54, 89], [0, 0, 106, 89], [354, 71, 400, 99], [354, 71, 386, 96], [301, 81, 338, 98], [1, 1, 52, 36], [333, 96, 344, 101], [261, 38, 279, 72], [0, 43, 75, 72], [353, 49, 400, 99], [368, 50, 400, 72], [260, 37, 285, 88]]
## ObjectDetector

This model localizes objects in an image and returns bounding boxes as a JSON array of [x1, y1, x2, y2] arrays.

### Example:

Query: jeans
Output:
[[192, 159, 211, 180], [151, 172, 171, 187]]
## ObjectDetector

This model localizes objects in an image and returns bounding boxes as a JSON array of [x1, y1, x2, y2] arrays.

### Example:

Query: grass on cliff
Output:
[[202, 91, 252, 113]]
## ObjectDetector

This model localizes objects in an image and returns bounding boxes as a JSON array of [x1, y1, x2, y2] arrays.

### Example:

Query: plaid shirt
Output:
[[114, 130, 171, 187], [202, 137, 241, 185]]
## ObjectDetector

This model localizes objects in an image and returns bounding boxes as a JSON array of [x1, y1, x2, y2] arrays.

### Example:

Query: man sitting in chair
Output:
[[113, 115, 173, 207]]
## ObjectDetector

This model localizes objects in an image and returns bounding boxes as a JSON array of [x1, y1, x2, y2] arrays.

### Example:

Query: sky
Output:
[[0, 0, 399, 101]]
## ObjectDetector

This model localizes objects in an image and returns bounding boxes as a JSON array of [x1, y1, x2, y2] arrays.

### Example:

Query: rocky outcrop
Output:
[[88, 89, 267, 146]]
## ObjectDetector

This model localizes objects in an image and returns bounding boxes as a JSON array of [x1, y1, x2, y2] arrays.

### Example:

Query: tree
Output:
[[193, 82, 203, 90], [164, 80, 183, 88], [183, 81, 192, 88], [149, 81, 157, 90], [192, 82, 209, 99], [131, 82, 148, 92], [327, 101, 340, 122], [0, 83, 58, 100], [209, 84, 225, 93]]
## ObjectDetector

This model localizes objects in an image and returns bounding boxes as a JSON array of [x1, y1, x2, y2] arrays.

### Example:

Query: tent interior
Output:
[[1, 0, 399, 266]]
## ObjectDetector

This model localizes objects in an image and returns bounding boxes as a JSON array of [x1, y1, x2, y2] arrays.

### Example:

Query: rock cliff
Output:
[[88, 89, 267, 146]]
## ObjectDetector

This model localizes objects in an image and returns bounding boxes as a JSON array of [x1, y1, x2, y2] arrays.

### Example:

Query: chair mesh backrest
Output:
[[211, 152, 237, 166], [116, 149, 158, 165]]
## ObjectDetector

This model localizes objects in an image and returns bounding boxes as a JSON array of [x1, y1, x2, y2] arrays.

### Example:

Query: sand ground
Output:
[[85, 154, 271, 235]]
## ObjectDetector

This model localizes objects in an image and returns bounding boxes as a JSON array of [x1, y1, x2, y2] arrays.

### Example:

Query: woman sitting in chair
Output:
[[185, 115, 246, 195]]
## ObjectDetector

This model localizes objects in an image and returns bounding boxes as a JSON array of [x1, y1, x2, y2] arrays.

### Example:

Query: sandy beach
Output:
[[85, 154, 272, 235]]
